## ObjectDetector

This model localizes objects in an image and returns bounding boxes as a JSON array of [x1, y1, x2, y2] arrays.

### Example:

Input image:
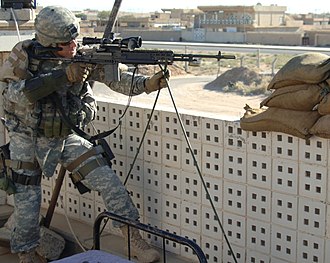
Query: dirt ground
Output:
[[94, 66, 268, 120]]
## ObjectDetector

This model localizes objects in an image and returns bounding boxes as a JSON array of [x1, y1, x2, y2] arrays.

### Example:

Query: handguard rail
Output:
[[93, 211, 208, 263]]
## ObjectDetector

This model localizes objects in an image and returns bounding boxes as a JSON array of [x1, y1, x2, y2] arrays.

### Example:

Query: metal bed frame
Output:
[[93, 211, 208, 263]]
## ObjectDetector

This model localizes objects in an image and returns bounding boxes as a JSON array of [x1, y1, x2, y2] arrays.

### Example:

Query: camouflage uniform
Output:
[[0, 17, 147, 256]]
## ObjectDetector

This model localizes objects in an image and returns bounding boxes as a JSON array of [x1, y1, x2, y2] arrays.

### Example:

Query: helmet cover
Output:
[[34, 6, 79, 47]]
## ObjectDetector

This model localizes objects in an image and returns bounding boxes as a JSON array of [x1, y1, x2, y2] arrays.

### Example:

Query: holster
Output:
[[66, 139, 115, 195], [95, 138, 115, 167], [0, 143, 41, 194], [0, 143, 16, 195]]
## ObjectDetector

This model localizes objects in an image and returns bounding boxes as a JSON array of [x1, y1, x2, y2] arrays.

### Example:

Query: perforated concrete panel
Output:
[[31, 99, 330, 263]]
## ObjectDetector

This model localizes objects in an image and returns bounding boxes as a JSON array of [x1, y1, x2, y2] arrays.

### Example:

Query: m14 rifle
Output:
[[32, 35, 236, 81], [80, 36, 236, 64]]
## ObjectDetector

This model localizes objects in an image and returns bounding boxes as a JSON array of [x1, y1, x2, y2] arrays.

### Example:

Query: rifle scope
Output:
[[82, 36, 142, 51]]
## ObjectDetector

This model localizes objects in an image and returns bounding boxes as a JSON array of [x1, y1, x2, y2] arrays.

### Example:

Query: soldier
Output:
[[0, 5, 168, 263]]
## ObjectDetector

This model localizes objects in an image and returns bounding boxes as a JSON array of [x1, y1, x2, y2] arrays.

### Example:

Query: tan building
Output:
[[115, 9, 200, 30], [299, 14, 330, 27], [159, 8, 201, 28], [195, 4, 287, 32]]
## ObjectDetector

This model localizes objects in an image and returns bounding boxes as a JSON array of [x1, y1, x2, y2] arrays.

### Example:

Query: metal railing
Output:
[[93, 211, 208, 263], [142, 40, 330, 55]]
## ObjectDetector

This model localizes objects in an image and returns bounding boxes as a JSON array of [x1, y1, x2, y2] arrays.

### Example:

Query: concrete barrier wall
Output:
[[110, 29, 305, 45], [315, 33, 330, 47], [5, 98, 329, 263], [118, 30, 183, 42], [246, 32, 304, 46]]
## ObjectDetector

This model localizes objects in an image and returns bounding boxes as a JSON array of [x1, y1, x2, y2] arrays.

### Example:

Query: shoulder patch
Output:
[[0, 40, 33, 81]]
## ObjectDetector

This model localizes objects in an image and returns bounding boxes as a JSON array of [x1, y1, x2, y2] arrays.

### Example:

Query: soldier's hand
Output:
[[145, 70, 170, 94], [65, 63, 90, 83]]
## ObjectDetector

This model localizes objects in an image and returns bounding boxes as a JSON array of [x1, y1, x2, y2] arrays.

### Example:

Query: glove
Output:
[[145, 70, 170, 94], [65, 63, 91, 83]]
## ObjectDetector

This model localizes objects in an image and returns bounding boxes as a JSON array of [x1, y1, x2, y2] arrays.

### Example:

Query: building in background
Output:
[[1, 2, 330, 50], [195, 4, 287, 32]]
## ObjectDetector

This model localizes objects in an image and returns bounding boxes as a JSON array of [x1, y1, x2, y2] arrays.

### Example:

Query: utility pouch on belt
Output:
[[44, 117, 54, 138], [96, 138, 115, 167], [43, 116, 72, 138], [0, 142, 41, 192], [0, 143, 17, 195], [70, 179, 91, 195]]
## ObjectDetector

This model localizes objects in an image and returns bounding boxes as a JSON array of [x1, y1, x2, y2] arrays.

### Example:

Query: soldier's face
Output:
[[57, 39, 78, 58]]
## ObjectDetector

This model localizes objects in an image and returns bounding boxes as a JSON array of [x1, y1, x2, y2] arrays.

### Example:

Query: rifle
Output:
[[32, 36, 236, 81]]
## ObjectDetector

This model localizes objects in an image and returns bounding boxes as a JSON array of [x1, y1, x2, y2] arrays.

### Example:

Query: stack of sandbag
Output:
[[240, 52, 330, 139], [309, 82, 330, 138], [240, 104, 321, 139]]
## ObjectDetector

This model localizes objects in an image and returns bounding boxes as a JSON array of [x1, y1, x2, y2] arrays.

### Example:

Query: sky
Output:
[[36, 0, 329, 14]]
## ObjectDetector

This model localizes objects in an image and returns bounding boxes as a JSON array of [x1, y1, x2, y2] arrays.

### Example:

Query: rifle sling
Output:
[[50, 93, 118, 142]]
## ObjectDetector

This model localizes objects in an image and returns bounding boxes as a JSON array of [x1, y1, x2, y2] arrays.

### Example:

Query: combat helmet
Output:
[[34, 6, 79, 47]]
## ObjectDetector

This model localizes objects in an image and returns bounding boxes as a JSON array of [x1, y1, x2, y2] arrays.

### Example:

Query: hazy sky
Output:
[[36, 0, 329, 14]]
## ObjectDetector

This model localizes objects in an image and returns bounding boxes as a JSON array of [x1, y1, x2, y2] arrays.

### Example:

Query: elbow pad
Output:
[[23, 69, 68, 103]]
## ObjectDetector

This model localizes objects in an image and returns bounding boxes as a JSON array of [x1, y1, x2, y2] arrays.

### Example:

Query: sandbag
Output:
[[267, 52, 330, 90], [240, 105, 321, 139], [310, 115, 330, 138], [316, 92, 330, 115], [260, 83, 328, 111]]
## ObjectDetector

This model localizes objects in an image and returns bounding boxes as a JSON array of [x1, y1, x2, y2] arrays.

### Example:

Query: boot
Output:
[[121, 225, 160, 263], [17, 248, 47, 263]]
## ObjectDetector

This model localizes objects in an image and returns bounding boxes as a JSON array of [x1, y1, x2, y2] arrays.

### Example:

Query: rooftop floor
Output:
[[0, 204, 193, 263]]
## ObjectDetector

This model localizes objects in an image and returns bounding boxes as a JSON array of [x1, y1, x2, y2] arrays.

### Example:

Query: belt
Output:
[[11, 172, 42, 186]]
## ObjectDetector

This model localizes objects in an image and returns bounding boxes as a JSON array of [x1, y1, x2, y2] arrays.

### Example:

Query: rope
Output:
[[122, 65, 238, 263], [10, 8, 21, 42]]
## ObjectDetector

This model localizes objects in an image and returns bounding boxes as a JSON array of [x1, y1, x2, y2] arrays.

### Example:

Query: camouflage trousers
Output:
[[9, 132, 139, 253]]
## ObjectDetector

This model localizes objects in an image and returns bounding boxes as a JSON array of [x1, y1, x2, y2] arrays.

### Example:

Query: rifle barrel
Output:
[[33, 49, 235, 65], [173, 52, 236, 61]]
